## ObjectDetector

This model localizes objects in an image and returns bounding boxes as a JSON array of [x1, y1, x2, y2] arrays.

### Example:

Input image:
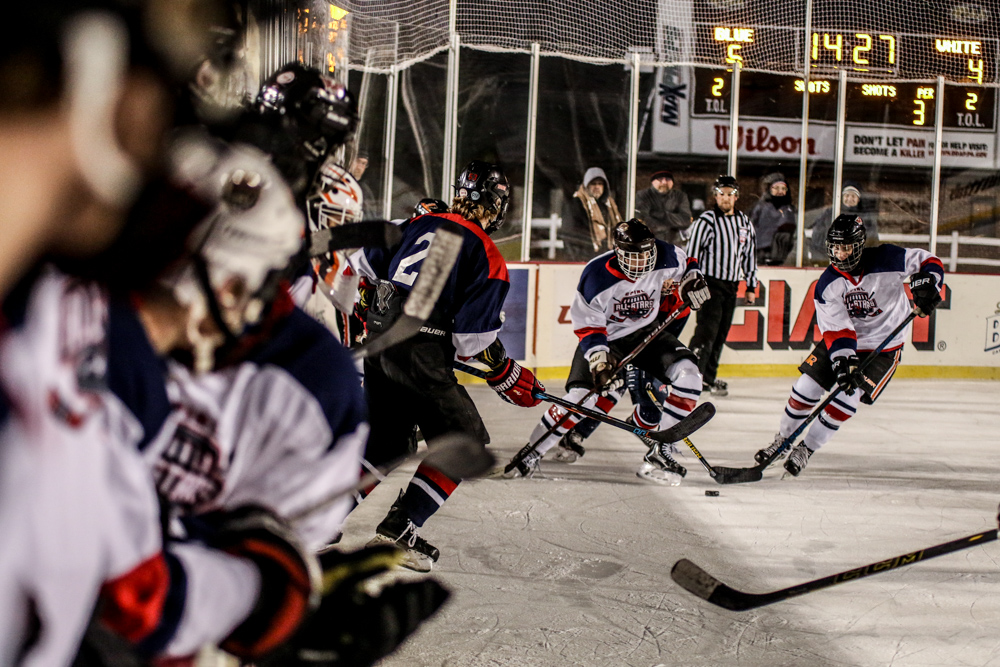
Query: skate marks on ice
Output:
[[357, 381, 1000, 666]]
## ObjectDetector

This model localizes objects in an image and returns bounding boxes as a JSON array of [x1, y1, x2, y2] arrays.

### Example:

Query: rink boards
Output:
[[497, 264, 1000, 380]]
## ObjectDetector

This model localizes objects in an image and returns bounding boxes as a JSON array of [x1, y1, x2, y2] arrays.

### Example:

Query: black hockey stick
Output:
[[309, 220, 403, 256], [290, 433, 495, 523], [715, 310, 919, 484], [454, 362, 716, 444], [500, 308, 688, 475], [680, 438, 764, 484], [353, 221, 464, 360], [671, 528, 998, 611]]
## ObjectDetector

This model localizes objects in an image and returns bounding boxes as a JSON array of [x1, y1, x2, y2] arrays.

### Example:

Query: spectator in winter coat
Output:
[[635, 169, 692, 245], [748, 171, 797, 266], [562, 166, 623, 261], [809, 182, 879, 264]]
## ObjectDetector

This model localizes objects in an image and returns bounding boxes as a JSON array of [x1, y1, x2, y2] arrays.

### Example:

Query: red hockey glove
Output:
[[486, 359, 544, 407]]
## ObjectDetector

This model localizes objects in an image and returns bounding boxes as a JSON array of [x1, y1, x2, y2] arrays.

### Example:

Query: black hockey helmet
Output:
[[713, 174, 739, 195], [826, 214, 866, 272], [413, 198, 449, 217], [455, 160, 510, 235], [613, 219, 657, 281], [253, 63, 358, 163]]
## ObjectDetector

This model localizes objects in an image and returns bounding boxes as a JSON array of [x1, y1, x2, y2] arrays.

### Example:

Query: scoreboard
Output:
[[691, 67, 997, 131]]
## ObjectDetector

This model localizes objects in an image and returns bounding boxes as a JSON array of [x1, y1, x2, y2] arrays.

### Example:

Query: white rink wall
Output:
[[500, 263, 1000, 380]]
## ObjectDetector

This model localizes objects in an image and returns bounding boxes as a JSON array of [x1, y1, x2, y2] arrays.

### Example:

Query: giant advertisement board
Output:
[[508, 264, 1000, 379]]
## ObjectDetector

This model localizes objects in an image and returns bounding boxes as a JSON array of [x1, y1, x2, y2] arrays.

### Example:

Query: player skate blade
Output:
[[636, 462, 682, 486], [367, 534, 434, 572]]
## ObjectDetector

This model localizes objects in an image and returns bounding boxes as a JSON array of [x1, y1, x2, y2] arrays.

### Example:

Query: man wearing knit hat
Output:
[[809, 182, 879, 263], [635, 168, 693, 245]]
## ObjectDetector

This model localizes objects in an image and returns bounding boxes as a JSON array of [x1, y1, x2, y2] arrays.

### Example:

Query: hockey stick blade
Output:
[[354, 222, 464, 360], [648, 402, 716, 443], [678, 437, 763, 484], [309, 221, 403, 256], [290, 433, 495, 523], [672, 528, 998, 611]]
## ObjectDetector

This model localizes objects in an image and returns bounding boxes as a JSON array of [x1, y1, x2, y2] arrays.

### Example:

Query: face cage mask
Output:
[[826, 239, 864, 272], [615, 245, 657, 281]]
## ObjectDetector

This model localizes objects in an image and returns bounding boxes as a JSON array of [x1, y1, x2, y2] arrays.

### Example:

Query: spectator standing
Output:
[[809, 182, 879, 264], [350, 150, 376, 219], [562, 166, 623, 261], [685, 175, 758, 397], [749, 171, 797, 265], [635, 168, 692, 244]]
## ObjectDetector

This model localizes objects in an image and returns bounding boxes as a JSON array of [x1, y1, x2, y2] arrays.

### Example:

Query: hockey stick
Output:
[[714, 310, 919, 484], [289, 432, 495, 523], [679, 438, 764, 484], [500, 309, 688, 475], [671, 527, 998, 611], [453, 362, 716, 444], [353, 221, 464, 360], [309, 220, 403, 256]]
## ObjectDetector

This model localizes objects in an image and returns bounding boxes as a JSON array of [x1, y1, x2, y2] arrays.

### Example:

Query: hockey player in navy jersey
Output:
[[506, 219, 711, 484], [755, 214, 945, 476], [354, 160, 544, 571]]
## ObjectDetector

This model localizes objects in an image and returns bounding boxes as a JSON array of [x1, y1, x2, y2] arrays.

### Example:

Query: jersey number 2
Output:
[[392, 231, 436, 286]]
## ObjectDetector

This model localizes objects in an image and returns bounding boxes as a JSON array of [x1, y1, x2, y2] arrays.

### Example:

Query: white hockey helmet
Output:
[[306, 158, 364, 232]]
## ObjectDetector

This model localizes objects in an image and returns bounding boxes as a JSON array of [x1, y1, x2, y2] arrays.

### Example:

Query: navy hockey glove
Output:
[[260, 545, 450, 667], [909, 271, 942, 317], [487, 359, 544, 407], [831, 355, 860, 396], [196, 506, 320, 661], [679, 272, 711, 310]]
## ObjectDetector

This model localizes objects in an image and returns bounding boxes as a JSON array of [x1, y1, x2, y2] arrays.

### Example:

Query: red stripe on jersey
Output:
[[788, 397, 813, 411], [594, 395, 616, 413], [99, 553, 170, 642], [574, 326, 607, 341], [416, 463, 460, 494], [441, 213, 509, 281], [605, 258, 630, 281], [823, 328, 857, 349], [666, 394, 697, 413], [823, 404, 853, 422], [920, 256, 944, 271]]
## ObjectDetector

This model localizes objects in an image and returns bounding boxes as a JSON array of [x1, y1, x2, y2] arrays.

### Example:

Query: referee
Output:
[[685, 175, 758, 396]]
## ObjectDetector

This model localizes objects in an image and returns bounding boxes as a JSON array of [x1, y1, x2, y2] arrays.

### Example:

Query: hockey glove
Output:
[[588, 350, 621, 395], [196, 506, 320, 661], [679, 272, 711, 310], [831, 355, 860, 396], [909, 271, 942, 317], [486, 359, 544, 407], [259, 545, 450, 667]]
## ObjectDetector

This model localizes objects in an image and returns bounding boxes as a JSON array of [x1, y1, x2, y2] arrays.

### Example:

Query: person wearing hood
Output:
[[748, 172, 797, 266], [562, 166, 623, 261], [635, 169, 692, 245], [809, 183, 879, 264]]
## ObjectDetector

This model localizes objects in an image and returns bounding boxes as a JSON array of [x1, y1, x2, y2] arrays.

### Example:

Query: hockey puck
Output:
[[705, 490, 720, 497]]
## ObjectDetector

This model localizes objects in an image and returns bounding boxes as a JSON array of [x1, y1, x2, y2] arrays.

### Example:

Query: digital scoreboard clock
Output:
[[702, 25, 998, 85]]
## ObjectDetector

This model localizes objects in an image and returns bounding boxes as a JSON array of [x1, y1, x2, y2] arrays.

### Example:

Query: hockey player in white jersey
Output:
[[506, 219, 711, 484], [755, 214, 945, 476]]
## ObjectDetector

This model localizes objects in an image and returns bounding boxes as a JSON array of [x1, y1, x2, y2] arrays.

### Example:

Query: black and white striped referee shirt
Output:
[[685, 207, 758, 288]]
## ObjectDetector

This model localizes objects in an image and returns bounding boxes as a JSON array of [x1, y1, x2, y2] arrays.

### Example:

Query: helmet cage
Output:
[[826, 215, 866, 272], [455, 160, 510, 235], [305, 162, 363, 233], [615, 242, 657, 281]]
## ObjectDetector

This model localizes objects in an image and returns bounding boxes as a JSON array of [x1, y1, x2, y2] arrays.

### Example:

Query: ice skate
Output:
[[637, 442, 687, 485], [625, 415, 681, 456], [550, 430, 585, 463], [368, 492, 440, 572], [502, 449, 541, 479], [702, 379, 728, 397], [783, 443, 815, 477], [755, 432, 788, 464]]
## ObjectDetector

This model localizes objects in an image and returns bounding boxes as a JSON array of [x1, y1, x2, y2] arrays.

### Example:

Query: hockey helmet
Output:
[[306, 160, 363, 233], [713, 175, 739, 195], [613, 219, 657, 281], [455, 160, 510, 235], [253, 63, 358, 163], [414, 198, 449, 217], [826, 214, 866, 272]]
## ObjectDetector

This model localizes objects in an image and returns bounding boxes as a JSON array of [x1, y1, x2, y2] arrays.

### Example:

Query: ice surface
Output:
[[340, 379, 1000, 667]]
